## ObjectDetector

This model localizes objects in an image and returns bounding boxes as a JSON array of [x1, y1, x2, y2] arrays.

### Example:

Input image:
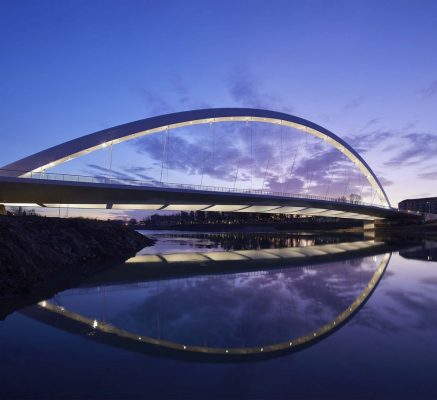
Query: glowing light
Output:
[[205, 205, 248, 212], [237, 205, 281, 213], [93, 320, 98, 329], [162, 204, 211, 211], [4, 203, 40, 207], [43, 203, 107, 209], [112, 204, 163, 210]]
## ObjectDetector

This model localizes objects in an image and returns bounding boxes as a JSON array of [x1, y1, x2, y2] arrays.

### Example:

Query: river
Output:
[[1, 231, 437, 399]]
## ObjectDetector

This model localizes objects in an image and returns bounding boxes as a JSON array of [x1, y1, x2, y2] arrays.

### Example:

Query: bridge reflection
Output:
[[82, 240, 402, 287], [21, 239, 409, 361]]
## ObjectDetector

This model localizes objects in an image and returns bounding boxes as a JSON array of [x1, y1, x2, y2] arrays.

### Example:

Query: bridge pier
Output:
[[363, 221, 375, 231], [363, 221, 375, 238]]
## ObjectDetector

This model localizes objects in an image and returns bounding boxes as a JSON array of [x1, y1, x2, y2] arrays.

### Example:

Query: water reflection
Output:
[[21, 234, 408, 361], [136, 231, 362, 255], [400, 240, 437, 262]]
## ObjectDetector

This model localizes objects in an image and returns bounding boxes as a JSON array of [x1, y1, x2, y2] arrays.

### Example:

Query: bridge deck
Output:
[[0, 175, 421, 220]]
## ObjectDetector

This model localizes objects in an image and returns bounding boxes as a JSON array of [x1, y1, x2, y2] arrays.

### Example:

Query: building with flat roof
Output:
[[399, 197, 437, 214]]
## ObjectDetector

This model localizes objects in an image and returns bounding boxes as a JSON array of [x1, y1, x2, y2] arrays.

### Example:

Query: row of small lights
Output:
[[40, 268, 382, 356]]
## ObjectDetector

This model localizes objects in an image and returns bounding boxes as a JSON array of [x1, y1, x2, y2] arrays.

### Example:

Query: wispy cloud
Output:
[[84, 164, 134, 181], [228, 67, 293, 113], [384, 132, 437, 167], [359, 117, 382, 132], [132, 74, 212, 117], [417, 171, 437, 180], [135, 89, 174, 116], [347, 130, 396, 154], [343, 96, 365, 112], [420, 79, 437, 98]]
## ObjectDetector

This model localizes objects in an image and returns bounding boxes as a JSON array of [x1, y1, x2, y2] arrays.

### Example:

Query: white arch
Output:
[[1, 108, 391, 207]]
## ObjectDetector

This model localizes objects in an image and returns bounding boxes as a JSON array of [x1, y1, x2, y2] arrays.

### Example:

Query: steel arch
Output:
[[1, 108, 391, 206]]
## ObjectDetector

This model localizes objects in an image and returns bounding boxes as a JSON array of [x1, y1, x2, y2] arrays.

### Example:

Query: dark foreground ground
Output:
[[0, 215, 153, 318]]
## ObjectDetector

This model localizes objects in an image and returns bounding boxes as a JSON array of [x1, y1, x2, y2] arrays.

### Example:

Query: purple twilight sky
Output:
[[1, 0, 437, 219]]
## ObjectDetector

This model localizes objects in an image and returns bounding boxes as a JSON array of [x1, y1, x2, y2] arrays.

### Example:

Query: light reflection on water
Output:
[[136, 230, 356, 254], [32, 232, 386, 351], [2, 232, 437, 399], [52, 255, 381, 348]]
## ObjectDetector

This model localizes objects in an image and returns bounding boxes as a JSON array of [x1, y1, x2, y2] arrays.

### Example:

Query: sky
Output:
[[1, 0, 437, 219]]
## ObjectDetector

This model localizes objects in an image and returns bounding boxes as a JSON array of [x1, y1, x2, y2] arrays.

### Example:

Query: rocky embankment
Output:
[[0, 215, 153, 299]]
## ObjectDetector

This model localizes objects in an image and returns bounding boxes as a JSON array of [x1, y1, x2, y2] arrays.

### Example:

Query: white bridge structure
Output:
[[0, 108, 420, 221]]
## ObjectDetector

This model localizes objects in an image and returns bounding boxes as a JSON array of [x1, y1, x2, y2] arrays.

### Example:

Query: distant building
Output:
[[398, 197, 437, 214]]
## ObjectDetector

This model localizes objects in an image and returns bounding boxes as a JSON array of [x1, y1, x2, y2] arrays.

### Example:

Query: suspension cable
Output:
[[359, 174, 366, 199], [250, 120, 253, 190], [325, 167, 333, 197], [284, 130, 303, 193], [109, 143, 113, 183], [304, 129, 310, 193], [306, 170, 315, 194], [321, 137, 332, 197], [160, 127, 168, 184], [200, 125, 208, 186], [261, 157, 270, 191], [371, 188, 377, 205], [166, 126, 170, 182], [342, 164, 351, 199], [212, 119, 215, 172], [233, 160, 240, 190], [280, 121, 283, 192]]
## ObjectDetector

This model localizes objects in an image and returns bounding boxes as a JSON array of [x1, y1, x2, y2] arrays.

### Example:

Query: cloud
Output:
[[346, 130, 396, 154], [420, 277, 437, 286], [130, 120, 374, 200], [132, 74, 213, 118], [136, 89, 174, 116], [385, 289, 437, 330], [133, 127, 246, 182], [420, 79, 437, 98], [378, 175, 394, 187], [84, 164, 134, 181], [360, 117, 381, 132], [109, 257, 376, 347], [417, 171, 437, 180], [343, 96, 365, 112], [228, 67, 293, 113], [123, 166, 161, 184], [384, 132, 437, 167]]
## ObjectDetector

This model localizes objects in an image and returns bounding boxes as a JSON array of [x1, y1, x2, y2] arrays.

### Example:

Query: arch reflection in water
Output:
[[21, 239, 398, 361]]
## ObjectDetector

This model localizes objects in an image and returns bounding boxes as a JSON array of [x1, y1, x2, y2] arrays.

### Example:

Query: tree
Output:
[[349, 193, 362, 204]]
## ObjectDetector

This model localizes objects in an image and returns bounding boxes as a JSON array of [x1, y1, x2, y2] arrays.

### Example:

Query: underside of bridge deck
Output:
[[0, 176, 421, 221]]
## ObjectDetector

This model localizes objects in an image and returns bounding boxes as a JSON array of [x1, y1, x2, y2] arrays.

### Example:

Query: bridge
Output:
[[0, 108, 421, 221]]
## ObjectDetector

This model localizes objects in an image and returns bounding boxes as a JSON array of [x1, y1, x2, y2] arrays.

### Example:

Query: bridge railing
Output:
[[0, 168, 391, 209]]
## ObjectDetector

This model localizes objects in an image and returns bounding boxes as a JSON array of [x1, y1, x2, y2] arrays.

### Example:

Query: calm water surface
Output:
[[1, 231, 437, 399]]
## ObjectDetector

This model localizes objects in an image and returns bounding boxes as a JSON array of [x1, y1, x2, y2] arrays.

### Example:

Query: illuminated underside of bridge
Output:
[[0, 174, 417, 220]]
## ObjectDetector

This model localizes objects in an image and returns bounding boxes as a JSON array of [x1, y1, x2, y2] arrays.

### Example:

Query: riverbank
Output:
[[0, 215, 153, 315]]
